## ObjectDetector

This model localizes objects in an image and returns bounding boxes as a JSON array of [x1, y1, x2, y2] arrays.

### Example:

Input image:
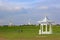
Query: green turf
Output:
[[0, 25, 60, 40]]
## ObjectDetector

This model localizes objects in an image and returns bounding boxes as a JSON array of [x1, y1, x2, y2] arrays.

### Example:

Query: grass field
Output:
[[0, 25, 60, 40]]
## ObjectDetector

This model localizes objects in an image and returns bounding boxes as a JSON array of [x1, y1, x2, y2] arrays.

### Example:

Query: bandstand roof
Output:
[[38, 16, 54, 23]]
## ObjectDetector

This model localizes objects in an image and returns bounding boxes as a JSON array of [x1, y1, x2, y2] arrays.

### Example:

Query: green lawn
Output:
[[0, 25, 60, 40]]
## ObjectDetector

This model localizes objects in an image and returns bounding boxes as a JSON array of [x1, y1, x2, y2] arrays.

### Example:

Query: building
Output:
[[38, 16, 54, 34]]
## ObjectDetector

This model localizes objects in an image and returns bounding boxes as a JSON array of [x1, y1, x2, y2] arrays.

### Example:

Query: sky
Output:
[[0, 0, 60, 25]]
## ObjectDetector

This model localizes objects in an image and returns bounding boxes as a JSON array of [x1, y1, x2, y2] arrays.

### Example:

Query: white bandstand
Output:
[[38, 16, 54, 34]]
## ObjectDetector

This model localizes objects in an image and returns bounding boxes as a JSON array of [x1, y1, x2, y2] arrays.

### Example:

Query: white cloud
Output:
[[0, 19, 4, 25], [0, 0, 24, 11], [37, 6, 48, 10], [0, 6, 21, 11], [14, 6, 23, 10]]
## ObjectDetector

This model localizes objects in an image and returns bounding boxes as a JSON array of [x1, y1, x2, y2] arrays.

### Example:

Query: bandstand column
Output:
[[46, 24, 47, 32], [40, 24, 42, 34], [50, 24, 52, 33], [42, 24, 43, 33]]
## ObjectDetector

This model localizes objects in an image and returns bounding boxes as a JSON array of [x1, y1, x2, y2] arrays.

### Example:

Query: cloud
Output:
[[0, 0, 44, 11], [0, 0, 25, 11], [0, 0, 49, 11], [0, 0, 60, 25], [36, 6, 48, 10]]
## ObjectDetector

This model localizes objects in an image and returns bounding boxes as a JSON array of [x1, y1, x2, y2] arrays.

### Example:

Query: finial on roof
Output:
[[42, 16, 49, 22]]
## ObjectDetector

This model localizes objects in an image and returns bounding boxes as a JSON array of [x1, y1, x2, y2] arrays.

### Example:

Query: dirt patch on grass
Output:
[[0, 37, 8, 40], [0, 36, 60, 40], [11, 36, 60, 40]]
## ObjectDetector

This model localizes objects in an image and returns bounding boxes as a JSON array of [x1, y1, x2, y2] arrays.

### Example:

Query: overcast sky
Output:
[[0, 0, 60, 25]]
